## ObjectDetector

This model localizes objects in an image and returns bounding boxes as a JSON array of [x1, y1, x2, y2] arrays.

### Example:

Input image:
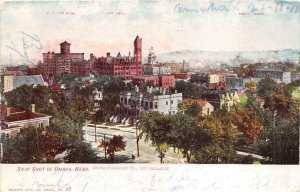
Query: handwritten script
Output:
[[6, 31, 42, 65], [174, 1, 300, 14]]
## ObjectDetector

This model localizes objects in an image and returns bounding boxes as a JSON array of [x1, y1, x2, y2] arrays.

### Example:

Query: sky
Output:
[[1, 0, 300, 66]]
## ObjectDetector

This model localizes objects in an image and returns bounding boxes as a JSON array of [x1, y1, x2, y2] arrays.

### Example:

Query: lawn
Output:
[[292, 89, 300, 99], [239, 94, 248, 106]]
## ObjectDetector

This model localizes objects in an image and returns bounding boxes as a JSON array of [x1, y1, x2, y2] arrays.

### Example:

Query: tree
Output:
[[169, 113, 211, 163], [53, 72, 83, 90], [1, 127, 66, 163], [195, 112, 239, 163], [175, 81, 205, 99], [64, 141, 98, 163], [256, 78, 278, 100], [99, 135, 126, 162], [138, 112, 173, 163], [257, 109, 299, 164], [185, 102, 201, 117], [231, 108, 263, 142]]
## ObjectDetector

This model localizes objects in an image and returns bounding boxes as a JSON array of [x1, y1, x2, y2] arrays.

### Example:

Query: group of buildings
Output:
[[1, 35, 297, 130]]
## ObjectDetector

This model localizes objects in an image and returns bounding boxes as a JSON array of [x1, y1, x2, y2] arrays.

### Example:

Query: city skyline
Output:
[[1, 0, 300, 66]]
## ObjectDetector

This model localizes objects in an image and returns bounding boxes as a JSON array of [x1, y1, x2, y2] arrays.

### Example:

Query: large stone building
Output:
[[255, 68, 291, 84], [111, 86, 182, 125], [0, 103, 51, 136], [40, 41, 85, 82], [39, 36, 143, 82]]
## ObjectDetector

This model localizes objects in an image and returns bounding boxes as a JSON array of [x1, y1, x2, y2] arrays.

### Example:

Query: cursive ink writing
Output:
[[32, 172, 80, 189], [174, 2, 229, 14], [174, 1, 300, 15], [6, 31, 42, 65]]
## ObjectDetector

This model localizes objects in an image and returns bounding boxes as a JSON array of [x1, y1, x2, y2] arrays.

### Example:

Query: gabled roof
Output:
[[13, 75, 45, 89]]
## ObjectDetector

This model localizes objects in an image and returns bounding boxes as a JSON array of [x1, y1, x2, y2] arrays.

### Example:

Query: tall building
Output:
[[40, 41, 85, 81], [39, 36, 143, 82]]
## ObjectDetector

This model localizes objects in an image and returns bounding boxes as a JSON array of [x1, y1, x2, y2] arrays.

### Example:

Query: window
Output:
[[171, 100, 173, 104], [166, 101, 168, 105]]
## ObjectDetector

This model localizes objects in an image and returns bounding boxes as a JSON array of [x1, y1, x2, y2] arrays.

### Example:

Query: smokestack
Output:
[[31, 104, 36, 113], [6, 107, 10, 117]]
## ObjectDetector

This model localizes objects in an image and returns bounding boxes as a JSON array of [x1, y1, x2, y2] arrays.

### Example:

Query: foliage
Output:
[[257, 112, 299, 164], [138, 112, 172, 163], [195, 111, 239, 163], [169, 113, 211, 163], [231, 108, 263, 142], [185, 102, 201, 117], [64, 141, 98, 163], [53, 72, 83, 90], [175, 81, 205, 99], [256, 78, 278, 100], [99, 135, 126, 162], [1, 127, 65, 163], [4, 85, 55, 115]]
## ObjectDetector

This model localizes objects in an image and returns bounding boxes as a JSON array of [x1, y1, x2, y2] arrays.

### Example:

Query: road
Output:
[[83, 124, 185, 163]]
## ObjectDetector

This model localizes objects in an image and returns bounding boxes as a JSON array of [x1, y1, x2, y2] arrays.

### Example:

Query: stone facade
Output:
[[111, 86, 182, 125]]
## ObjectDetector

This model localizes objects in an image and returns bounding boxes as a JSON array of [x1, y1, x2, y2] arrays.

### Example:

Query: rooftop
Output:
[[0, 104, 50, 123]]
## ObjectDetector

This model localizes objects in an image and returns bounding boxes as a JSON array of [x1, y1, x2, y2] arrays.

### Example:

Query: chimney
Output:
[[31, 104, 36, 113], [107, 52, 110, 57], [175, 90, 177, 94], [137, 87, 139, 92], [147, 86, 150, 93], [163, 88, 166, 95], [6, 107, 10, 117]]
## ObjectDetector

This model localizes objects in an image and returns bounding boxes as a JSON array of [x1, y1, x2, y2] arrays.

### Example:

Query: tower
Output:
[[134, 35, 142, 63], [60, 41, 71, 55]]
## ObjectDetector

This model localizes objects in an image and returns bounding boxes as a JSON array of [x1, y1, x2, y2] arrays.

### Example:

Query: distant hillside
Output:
[[144, 49, 300, 67]]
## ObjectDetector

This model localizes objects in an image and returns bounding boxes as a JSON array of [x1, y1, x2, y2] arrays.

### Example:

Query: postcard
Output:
[[0, 0, 300, 191]]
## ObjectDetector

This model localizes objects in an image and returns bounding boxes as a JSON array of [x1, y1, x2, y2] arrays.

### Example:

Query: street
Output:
[[83, 123, 185, 163]]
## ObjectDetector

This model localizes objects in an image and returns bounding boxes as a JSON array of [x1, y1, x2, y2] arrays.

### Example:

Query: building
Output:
[[40, 41, 85, 81], [291, 72, 300, 82], [132, 75, 175, 88], [90, 36, 142, 80], [1, 75, 46, 93], [40, 36, 143, 82], [143, 64, 171, 76], [173, 72, 192, 80], [191, 73, 220, 86], [110, 86, 182, 125], [183, 98, 214, 116], [201, 91, 240, 111], [0, 104, 51, 136], [254, 68, 291, 84]]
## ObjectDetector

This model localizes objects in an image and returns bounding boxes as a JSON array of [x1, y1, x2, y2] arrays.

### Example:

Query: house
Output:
[[183, 98, 214, 116], [110, 86, 182, 125], [0, 103, 51, 137], [1, 75, 46, 93], [202, 91, 240, 111]]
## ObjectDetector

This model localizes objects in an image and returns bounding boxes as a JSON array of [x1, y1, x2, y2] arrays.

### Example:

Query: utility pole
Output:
[[135, 122, 140, 158], [0, 142, 3, 163], [104, 134, 107, 160], [273, 110, 277, 164], [94, 114, 97, 142]]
